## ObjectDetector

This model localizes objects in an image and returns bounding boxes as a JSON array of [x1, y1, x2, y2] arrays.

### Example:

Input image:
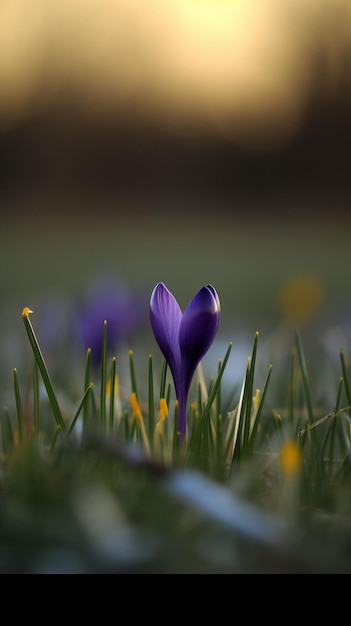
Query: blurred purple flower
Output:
[[150, 282, 220, 442], [72, 276, 148, 366]]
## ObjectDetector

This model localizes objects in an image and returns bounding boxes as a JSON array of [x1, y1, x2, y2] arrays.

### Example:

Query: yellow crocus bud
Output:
[[156, 398, 168, 436], [280, 440, 303, 478]]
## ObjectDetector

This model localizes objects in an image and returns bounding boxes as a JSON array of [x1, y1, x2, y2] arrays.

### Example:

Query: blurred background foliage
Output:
[[0, 2, 350, 365], [1, 0, 351, 367]]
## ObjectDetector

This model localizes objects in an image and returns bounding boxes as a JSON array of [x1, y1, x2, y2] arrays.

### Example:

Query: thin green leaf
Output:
[[109, 357, 116, 432], [159, 359, 168, 400], [148, 354, 155, 446], [69, 384, 93, 435], [340, 349, 351, 418], [1, 407, 14, 456], [83, 348, 92, 431], [100, 320, 108, 429], [295, 329, 314, 426], [33, 358, 40, 437], [248, 364, 273, 453], [21, 308, 68, 437], [13, 368, 24, 445], [243, 332, 259, 453], [188, 342, 232, 457], [129, 350, 138, 397]]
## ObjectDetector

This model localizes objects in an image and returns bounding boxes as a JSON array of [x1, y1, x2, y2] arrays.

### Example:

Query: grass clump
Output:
[[1, 304, 351, 573]]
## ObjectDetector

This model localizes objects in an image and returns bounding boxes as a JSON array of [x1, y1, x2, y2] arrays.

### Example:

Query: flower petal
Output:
[[179, 284, 220, 394], [149, 282, 182, 385]]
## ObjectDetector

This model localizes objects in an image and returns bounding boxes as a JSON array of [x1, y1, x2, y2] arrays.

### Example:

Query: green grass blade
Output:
[[248, 364, 272, 453], [166, 381, 171, 407], [100, 320, 108, 430], [33, 358, 40, 437], [243, 332, 259, 453], [69, 384, 93, 435], [288, 347, 298, 428], [216, 359, 222, 420], [148, 354, 155, 446], [295, 329, 314, 426], [21, 308, 68, 436], [50, 426, 62, 452], [83, 348, 92, 430], [159, 359, 168, 400], [340, 349, 351, 418], [129, 350, 138, 397], [215, 412, 224, 479], [321, 376, 343, 478], [1, 407, 14, 456], [13, 368, 24, 445], [187, 342, 232, 457], [232, 360, 250, 462], [109, 357, 116, 432]]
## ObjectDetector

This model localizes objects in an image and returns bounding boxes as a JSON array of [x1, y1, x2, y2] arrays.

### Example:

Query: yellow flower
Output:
[[278, 273, 324, 326], [279, 440, 302, 478], [22, 307, 33, 318], [130, 392, 142, 423], [130, 392, 150, 455], [156, 398, 168, 437]]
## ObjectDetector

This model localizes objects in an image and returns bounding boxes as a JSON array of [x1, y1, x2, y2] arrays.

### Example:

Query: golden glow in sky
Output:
[[0, 0, 350, 148]]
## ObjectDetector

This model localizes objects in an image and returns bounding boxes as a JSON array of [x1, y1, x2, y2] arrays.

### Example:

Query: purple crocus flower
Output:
[[72, 276, 148, 366], [150, 282, 220, 442]]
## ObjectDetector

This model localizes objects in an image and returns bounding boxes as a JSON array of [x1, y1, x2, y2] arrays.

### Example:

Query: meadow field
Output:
[[1, 0, 351, 573]]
